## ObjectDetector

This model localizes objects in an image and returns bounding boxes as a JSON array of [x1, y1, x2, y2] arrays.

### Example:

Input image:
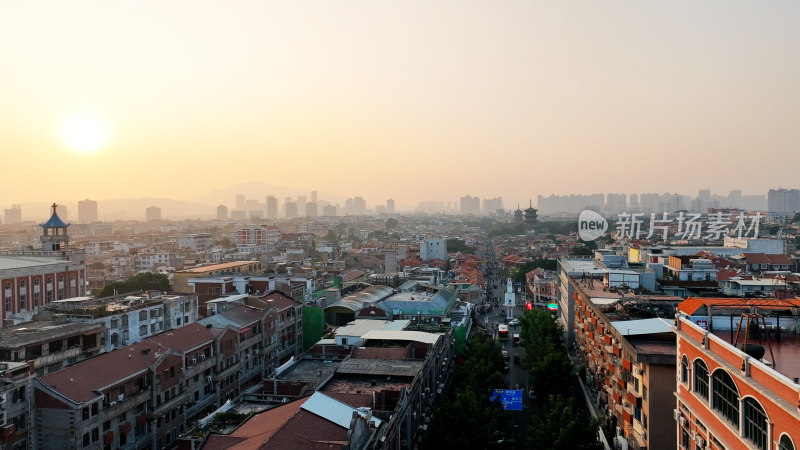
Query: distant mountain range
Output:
[[14, 181, 344, 221]]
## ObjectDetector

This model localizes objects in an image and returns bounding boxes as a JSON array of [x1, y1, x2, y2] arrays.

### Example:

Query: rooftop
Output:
[[361, 329, 441, 345], [0, 255, 69, 271], [176, 261, 259, 274], [610, 318, 674, 336], [336, 358, 423, 377], [276, 359, 340, 385], [0, 320, 104, 348], [335, 319, 409, 337], [39, 323, 214, 403]]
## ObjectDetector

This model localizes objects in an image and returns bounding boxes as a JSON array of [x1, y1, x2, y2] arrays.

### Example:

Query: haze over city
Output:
[[3, 1, 800, 212]]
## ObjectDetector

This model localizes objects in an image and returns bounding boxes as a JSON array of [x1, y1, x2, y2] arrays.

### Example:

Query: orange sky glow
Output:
[[2, 1, 799, 212]]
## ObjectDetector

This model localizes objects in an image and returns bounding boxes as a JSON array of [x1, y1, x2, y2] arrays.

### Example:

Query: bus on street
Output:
[[498, 324, 509, 341]]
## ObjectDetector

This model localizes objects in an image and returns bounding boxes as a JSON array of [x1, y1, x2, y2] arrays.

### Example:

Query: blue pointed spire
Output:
[[39, 203, 70, 228]]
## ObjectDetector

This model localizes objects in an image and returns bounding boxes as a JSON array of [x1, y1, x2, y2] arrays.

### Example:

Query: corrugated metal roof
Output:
[[301, 391, 381, 429]]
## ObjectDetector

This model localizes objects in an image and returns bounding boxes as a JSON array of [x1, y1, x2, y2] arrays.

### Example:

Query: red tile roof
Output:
[[744, 253, 792, 266], [254, 291, 302, 310], [202, 397, 350, 450], [39, 323, 214, 403]]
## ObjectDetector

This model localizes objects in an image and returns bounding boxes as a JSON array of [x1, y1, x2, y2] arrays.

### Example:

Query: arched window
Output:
[[780, 434, 795, 450], [743, 397, 768, 450], [19, 280, 26, 309], [681, 355, 689, 384], [693, 359, 709, 399], [712, 370, 740, 427]]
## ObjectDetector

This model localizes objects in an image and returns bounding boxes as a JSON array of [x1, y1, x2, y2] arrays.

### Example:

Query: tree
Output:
[[324, 229, 338, 242], [446, 239, 476, 254], [385, 218, 398, 230], [424, 333, 511, 449], [213, 237, 234, 248], [96, 272, 170, 297], [528, 395, 603, 450]]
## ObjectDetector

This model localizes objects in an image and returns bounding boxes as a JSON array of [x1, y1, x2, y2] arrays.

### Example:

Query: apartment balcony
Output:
[[238, 334, 263, 350], [217, 361, 243, 380], [103, 389, 151, 417], [152, 391, 190, 417], [34, 346, 83, 369], [185, 357, 216, 374]]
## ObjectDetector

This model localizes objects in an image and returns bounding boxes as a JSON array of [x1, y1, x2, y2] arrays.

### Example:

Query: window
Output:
[[140, 325, 148, 336], [780, 435, 796, 450], [693, 359, 709, 399], [83, 432, 91, 448], [19, 280, 26, 310], [743, 397, 768, 450], [681, 355, 689, 383], [712, 370, 740, 428], [139, 310, 147, 321], [4, 282, 11, 312], [681, 427, 691, 448]]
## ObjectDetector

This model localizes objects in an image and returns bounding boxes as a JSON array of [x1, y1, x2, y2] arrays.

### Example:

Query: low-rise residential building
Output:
[[0, 316, 105, 376], [45, 291, 199, 352], [34, 323, 219, 449], [571, 274, 677, 450], [674, 313, 800, 450], [0, 361, 35, 450], [177, 233, 213, 252]]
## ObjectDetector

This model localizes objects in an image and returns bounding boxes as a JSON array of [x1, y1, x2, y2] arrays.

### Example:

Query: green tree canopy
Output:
[[446, 238, 476, 254], [95, 272, 170, 298]]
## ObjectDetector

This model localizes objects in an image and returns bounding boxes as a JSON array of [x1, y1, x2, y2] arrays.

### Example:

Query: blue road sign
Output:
[[490, 389, 523, 411]]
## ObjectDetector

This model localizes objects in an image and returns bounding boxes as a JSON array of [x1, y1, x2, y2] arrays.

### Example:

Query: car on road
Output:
[[502, 350, 509, 360], [513, 353, 520, 364], [508, 318, 520, 326]]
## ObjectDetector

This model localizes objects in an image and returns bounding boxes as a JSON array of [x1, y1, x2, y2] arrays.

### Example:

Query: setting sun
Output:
[[61, 116, 108, 153]]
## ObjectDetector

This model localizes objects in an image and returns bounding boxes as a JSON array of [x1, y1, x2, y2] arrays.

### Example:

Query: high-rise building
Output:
[[768, 188, 800, 214], [216, 205, 228, 220], [235, 194, 246, 211], [387, 199, 395, 214], [604, 193, 626, 212], [146, 206, 162, 223], [322, 204, 337, 216], [483, 197, 503, 214], [311, 191, 318, 204], [728, 189, 742, 208], [353, 197, 367, 215], [266, 196, 278, 220], [3, 204, 21, 224], [459, 195, 480, 215], [285, 202, 298, 219], [306, 202, 317, 218], [78, 199, 98, 224], [56, 204, 69, 221]]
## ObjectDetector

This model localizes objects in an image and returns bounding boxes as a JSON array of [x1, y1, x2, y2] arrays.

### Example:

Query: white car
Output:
[[508, 319, 520, 326]]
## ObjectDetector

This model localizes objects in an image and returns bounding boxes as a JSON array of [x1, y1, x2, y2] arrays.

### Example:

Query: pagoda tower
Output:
[[513, 204, 523, 223], [524, 200, 538, 227], [40, 203, 70, 251]]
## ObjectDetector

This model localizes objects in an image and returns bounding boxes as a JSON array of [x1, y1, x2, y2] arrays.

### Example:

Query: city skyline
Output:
[[3, 2, 800, 209], [2, 185, 794, 222]]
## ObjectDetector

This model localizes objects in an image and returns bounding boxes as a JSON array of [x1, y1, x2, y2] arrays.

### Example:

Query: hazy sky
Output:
[[2, 1, 799, 211]]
